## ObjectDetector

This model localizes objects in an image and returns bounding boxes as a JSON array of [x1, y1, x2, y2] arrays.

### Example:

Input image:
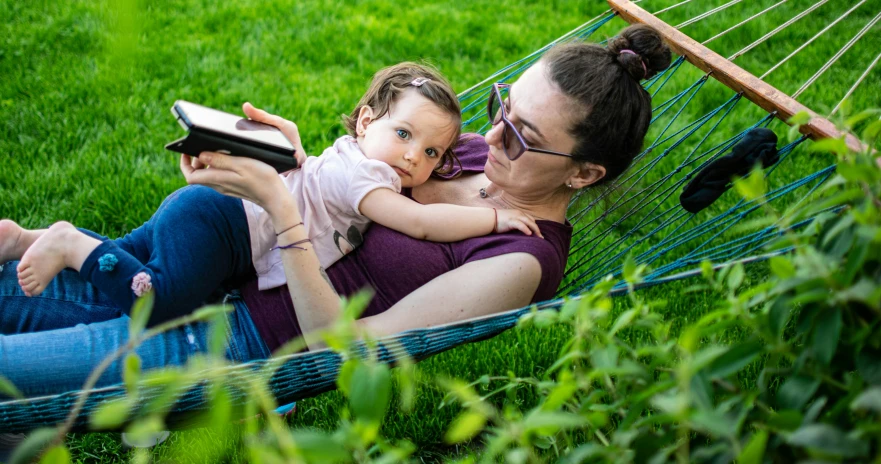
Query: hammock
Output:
[[1, 0, 877, 433]]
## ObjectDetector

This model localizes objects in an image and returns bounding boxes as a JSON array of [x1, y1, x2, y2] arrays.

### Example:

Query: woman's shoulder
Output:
[[454, 220, 572, 302]]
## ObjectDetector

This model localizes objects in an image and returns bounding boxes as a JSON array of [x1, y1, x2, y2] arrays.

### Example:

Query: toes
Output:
[[29, 284, 45, 297]]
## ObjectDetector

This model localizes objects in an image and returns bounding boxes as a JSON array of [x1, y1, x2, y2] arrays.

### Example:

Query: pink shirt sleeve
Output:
[[347, 159, 402, 215]]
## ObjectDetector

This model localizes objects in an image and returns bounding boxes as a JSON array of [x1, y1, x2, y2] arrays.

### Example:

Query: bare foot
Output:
[[17, 222, 79, 297], [0, 220, 45, 263]]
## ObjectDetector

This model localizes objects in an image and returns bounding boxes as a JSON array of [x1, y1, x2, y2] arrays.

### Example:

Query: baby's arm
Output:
[[359, 189, 543, 241]]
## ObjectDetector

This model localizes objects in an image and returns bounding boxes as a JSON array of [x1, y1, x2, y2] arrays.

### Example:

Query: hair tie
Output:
[[410, 77, 431, 87], [619, 49, 648, 79]]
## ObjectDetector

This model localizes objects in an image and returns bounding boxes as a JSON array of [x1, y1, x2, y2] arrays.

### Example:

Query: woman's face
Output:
[[483, 62, 581, 200]]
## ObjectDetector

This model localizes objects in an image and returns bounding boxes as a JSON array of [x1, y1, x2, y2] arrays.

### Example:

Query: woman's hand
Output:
[[180, 151, 293, 214], [179, 102, 306, 214]]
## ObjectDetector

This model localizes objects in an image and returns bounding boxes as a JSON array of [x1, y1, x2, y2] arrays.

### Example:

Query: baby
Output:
[[1, 62, 540, 326]]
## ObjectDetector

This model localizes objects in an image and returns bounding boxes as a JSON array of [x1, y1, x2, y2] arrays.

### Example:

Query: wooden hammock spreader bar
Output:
[[608, 0, 866, 153]]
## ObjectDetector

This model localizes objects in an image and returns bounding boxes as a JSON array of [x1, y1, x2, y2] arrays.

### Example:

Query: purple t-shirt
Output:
[[242, 134, 573, 351]]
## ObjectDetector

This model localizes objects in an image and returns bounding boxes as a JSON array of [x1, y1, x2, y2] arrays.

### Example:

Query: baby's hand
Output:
[[495, 209, 543, 238]]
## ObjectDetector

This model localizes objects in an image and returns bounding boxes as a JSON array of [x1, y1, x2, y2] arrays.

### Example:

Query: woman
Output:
[[0, 25, 671, 397]]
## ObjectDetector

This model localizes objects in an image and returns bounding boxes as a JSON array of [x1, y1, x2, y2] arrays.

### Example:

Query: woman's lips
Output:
[[487, 151, 504, 167]]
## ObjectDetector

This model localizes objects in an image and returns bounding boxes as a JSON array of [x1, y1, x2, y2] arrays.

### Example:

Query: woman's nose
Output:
[[485, 121, 504, 147]]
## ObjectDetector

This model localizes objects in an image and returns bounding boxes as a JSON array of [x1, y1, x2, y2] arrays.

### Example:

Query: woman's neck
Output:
[[477, 182, 570, 223], [414, 174, 571, 224]]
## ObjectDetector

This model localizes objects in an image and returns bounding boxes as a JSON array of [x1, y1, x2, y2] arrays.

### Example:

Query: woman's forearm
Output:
[[265, 196, 342, 347]]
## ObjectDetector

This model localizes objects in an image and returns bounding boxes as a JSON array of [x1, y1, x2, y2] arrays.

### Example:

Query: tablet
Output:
[[165, 101, 298, 172]]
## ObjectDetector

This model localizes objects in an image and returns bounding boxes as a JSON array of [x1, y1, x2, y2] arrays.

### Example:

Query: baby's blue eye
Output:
[[396, 129, 410, 139], [425, 148, 439, 158]]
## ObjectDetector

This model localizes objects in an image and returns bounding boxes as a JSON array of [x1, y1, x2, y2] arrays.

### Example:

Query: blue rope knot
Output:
[[98, 253, 118, 272]]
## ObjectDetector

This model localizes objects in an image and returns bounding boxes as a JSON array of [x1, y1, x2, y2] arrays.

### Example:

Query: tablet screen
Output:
[[173, 101, 294, 150]]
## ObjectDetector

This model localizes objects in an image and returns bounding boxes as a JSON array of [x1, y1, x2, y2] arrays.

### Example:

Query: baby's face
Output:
[[357, 90, 458, 187]]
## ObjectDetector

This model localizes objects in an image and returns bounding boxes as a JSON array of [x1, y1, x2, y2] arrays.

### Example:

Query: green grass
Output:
[[2, 0, 880, 461]]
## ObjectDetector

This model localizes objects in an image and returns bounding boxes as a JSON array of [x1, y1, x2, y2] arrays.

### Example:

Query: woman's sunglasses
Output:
[[487, 83, 573, 161]]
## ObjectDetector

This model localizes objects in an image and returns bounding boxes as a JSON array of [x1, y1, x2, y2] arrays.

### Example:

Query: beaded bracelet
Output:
[[270, 238, 312, 251], [275, 222, 304, 236]]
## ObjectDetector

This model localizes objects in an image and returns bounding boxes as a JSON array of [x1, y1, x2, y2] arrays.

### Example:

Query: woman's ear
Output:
[[567, 162, 607, 189], [355, 106, 374, 137]]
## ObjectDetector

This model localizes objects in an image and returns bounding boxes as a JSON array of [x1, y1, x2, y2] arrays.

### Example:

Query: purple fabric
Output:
[[243, 134, 572, 351]]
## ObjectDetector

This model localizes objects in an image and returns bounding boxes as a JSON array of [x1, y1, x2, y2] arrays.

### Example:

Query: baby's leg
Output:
[[79, 185, 254, 326], [16, 222, 102, 297], [0, 220, 47, 264]]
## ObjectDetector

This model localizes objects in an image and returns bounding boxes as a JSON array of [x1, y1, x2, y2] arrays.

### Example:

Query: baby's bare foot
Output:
[[0, 220, 44, 264], [17, 222, 78, 297]]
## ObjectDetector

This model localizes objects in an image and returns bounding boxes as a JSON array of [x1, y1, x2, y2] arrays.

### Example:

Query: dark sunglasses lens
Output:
[[489, 91, 503, 125], [505, 123, 525, 160]]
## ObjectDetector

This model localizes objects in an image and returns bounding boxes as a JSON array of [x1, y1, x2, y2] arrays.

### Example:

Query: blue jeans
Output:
[[0, 260, 270, 398], [78, 185, 255, 326]]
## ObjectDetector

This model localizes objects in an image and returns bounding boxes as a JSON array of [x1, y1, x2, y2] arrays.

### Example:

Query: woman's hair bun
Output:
[[607, 24, 672, 81]]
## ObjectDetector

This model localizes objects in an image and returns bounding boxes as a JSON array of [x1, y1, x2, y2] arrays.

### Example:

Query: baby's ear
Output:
[[355, 106, 374, 136]]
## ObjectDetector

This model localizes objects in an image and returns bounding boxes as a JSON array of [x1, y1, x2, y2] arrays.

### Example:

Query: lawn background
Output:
[[2, 0, 879, 461]]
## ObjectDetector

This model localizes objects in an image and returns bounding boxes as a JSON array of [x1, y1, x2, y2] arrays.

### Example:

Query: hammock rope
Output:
[[728, 0, 830, 61], [830, 50, 881, 116], [703, 0, 789, 45], [760, 0, 869, 79], [1, 0, 876, 433], [792, 9, 881, 99]]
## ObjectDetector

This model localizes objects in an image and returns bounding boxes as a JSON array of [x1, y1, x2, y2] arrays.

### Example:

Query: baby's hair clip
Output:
[[410, 77, 431, 87]]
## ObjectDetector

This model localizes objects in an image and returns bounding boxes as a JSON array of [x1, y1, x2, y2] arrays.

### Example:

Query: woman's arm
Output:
[[179, 104, 344, 349], [356, 252, 542, 336], [359, 188, 543, 241]]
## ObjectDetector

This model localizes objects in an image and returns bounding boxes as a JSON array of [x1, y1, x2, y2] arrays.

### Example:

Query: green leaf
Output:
[[767, 410, 803, 432], [124, 416, 166, 446], [589, 345, 619, 369], [290, 429, 350, 462], [123, 353, 141, 396], [857, 346, 881, 385], [808, 137, 849, 156], [862, 119, 881, 140], [39, 446, 70, 464], [191, 304, 233, 322], [738, 430, 767, 464], [348, 361, 391, 424], [0, 375, 24, 399], [128, 291, 154, 335], [700, 260, 714, 280], [445, 410, 486, 443], [690, 409, 734, 438], [542, 379, 578, 411], [768, 295, 793, 338], [777, 375, 820, 410], [787, 111, 811, 126], [733, 165, 766, 201], [851, 387, 881, 413], [522, 411, 586, 434], [726, 263, 744, 290], [704, 339, 763, 379], [811, 308, 841, 366], [769, 256, 795, 279], [787, 424, 869, 458], [90, 398, 134, 430], [207, 310, 229, 356], [622, 253, 639, 283], [609, 309, 637, 336], [8, 428, 58, 464], [336, 359, 357, 397]]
